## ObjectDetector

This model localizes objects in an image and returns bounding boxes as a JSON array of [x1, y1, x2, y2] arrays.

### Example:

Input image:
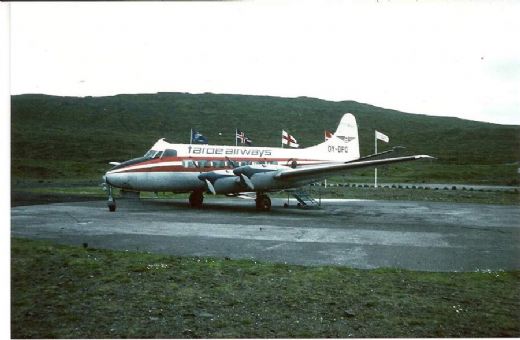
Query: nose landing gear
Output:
[[104, 179, 116, 212], [107, 196, 116, 212]]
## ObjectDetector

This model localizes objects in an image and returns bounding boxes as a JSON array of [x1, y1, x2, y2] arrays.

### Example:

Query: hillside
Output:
[[11, 93, 520, 184]]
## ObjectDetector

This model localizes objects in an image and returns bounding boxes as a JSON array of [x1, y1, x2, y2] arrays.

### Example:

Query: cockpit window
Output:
[[144, 149, 157, 159], [163, 149, 177, 157], [144, 149, 163, 159]]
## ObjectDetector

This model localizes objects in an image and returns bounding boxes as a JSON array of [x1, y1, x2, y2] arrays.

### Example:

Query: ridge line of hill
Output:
[[10, 92, 520, 183]]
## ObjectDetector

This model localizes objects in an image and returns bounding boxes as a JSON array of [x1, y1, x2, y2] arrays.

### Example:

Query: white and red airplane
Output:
[[103, 113, 433, 211]]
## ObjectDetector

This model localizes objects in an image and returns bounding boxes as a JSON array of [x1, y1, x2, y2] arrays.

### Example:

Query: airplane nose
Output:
[[104, 171, 127, 189], [104, 172, 114, 186]]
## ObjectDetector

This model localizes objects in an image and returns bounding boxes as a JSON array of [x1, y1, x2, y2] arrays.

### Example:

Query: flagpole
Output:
[[374, 131, 378, 188]]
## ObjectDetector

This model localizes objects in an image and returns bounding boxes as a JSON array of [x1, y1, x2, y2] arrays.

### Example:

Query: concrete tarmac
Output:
[[11, 198, 520, 272]]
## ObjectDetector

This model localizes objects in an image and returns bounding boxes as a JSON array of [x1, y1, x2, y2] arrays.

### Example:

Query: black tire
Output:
[[189, 191, 204, 208], [108, 203, 116, 212], [256, 195, 271, 211]]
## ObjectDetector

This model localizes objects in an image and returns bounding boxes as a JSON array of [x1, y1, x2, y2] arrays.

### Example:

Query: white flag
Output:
[[375, 130, 389, 143], [282, 130, 300, 148]]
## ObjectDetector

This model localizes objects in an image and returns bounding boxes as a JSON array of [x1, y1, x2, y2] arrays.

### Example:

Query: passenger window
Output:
[[183, 160, 196, 168], [197, 160, 211, 168], [212, 161, 226, 168]]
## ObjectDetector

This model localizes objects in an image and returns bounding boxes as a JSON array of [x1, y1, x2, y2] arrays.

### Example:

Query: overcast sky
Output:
[[7, 1, 520, 125]]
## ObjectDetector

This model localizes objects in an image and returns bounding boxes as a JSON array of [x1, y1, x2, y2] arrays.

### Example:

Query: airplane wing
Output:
[[275, 155, 434, 180]]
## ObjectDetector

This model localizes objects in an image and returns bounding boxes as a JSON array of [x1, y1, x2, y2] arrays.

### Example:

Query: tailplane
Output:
[[305, 113, 360, 162]]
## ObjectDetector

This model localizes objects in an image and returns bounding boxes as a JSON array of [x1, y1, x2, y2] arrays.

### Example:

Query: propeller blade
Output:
[[240, 173, 255, 191], [205, 179, 216, 195]]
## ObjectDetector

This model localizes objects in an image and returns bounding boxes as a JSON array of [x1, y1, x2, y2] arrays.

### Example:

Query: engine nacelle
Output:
[[212, 176, 243, 194]]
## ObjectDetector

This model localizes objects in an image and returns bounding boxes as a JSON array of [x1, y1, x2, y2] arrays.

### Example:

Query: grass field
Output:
[[11, 238, 520, 338], [11, 180, 520, 206]]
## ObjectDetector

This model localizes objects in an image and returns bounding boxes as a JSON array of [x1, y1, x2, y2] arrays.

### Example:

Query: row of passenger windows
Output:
[[182, 160, 278, 168], [143, 149, 278, 168]]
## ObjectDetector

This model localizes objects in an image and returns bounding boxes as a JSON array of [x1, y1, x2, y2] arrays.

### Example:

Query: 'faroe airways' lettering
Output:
[[188, 146, 272, 157]]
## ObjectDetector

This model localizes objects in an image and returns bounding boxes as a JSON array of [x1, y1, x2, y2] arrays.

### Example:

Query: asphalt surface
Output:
[[11, 198, 520, 272]]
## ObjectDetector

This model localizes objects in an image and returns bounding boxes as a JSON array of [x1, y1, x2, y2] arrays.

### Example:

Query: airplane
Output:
[[103, 113, 433, 211]]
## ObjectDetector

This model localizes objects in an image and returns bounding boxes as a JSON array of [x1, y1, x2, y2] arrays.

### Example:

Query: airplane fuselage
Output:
[[103, 113, 432, 211], [105, 140, 348, 194]]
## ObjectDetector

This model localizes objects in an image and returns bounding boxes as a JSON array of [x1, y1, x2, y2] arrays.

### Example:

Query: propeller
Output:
[[239, 173, 254, 191], [205, 179, 216, 195]]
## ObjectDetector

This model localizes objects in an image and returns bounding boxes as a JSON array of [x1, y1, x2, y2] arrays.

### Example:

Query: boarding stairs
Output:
[[286, 187, 321, 209]]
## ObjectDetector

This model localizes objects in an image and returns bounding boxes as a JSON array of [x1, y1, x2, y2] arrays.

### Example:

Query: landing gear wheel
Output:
[[256, 194, 271, 211], [189, 191, 204, 208], [107, 199, 116, 212], [106, 184, 116, 212]]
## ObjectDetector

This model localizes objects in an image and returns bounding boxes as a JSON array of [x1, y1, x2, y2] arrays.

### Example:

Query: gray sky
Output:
[[8, 1, 520, 125]]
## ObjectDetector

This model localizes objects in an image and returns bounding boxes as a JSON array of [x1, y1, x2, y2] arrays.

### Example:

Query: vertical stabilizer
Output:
[[304, 113, 360, 162]]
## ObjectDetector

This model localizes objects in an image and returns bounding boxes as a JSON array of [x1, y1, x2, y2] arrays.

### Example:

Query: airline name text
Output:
[[188, 146, 272, 157]]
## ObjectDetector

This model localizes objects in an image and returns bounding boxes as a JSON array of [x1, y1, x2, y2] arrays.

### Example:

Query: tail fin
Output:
[[305, 113, 360, 162]]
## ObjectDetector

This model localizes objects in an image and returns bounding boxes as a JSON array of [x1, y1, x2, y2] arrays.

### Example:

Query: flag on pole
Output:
[[191, 130, 208, 144], [374, 130, 388, 189], [375, 130, 389, 143], [324, 130, 333, 141], [236, 129, 252, 146], [282, 130, 300, 148]]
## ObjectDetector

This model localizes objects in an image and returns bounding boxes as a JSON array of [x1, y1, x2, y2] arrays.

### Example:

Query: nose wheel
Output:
[[107, 198, 116, 212]]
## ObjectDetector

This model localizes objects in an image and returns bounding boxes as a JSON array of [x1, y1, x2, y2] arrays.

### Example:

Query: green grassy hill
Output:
[[11, 93, 520, 184]]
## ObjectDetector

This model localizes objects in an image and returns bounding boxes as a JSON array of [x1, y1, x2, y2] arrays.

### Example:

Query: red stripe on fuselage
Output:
[[110, 156, 329, 174]]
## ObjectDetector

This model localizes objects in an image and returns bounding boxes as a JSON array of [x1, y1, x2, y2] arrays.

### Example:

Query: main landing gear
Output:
[[188, 191, 271, 211], [255, 193, 271, 211], [189, 191, 204, 208]]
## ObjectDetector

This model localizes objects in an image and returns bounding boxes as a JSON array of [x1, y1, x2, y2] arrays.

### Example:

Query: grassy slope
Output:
[[11, 238, 520, 338], [11, 93, 520, 184]]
